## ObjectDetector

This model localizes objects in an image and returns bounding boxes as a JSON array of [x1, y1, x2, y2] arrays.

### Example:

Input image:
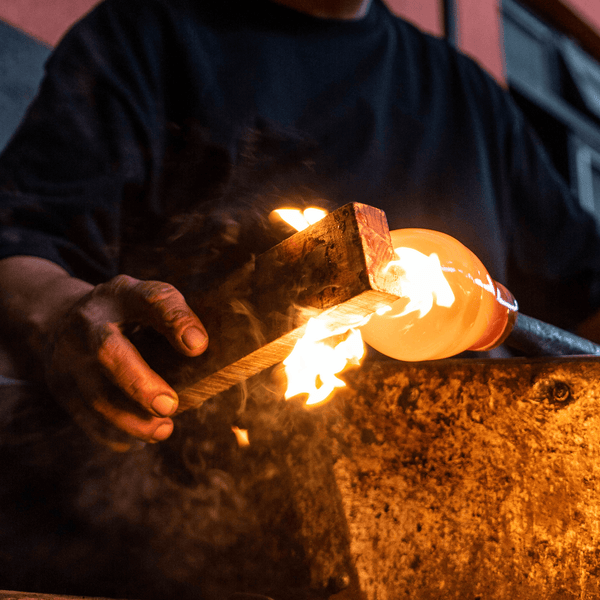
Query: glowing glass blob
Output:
[[360, 229, 518, 361]]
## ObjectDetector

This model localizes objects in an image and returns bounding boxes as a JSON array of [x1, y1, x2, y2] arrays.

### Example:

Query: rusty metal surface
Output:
[[4, 357, 600, 600], [328, 356, 600, 600]]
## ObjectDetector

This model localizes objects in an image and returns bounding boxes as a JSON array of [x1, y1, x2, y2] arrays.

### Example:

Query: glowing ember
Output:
[[284, 318, 365, 406], [232, 426, 250, 447], [272, 207, 328, 231]]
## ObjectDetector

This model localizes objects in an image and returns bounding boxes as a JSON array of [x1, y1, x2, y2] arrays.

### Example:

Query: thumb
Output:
[[110, 275, 209, 356]]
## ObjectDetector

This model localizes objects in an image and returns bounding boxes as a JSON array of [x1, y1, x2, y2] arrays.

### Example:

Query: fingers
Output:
[[47, 333, 175, 446], [70, 385, 174, 448], [109, 275, 209, 357], [47, 274, 209, 447], [97, 322, 179, 419], [90, 395, 175, 444]]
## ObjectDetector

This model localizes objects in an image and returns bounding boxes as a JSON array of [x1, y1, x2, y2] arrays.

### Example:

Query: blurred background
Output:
[[1, 0, 600, 215]]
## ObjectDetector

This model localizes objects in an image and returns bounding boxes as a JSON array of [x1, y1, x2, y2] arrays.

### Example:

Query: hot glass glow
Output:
[[360, 229, 518, 361]]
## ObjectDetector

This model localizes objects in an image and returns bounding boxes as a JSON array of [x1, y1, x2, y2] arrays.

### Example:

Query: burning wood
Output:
[[133, 203, 600, 415], [170, 202, 404, 412]]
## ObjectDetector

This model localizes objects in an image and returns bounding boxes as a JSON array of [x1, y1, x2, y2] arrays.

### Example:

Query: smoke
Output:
[[0, 121, 341, 599]]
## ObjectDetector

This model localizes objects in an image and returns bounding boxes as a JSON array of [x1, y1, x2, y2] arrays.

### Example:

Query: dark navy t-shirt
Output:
[[1, 0, 600, 329]]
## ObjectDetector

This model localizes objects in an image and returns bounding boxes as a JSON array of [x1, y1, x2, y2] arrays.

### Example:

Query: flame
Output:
[[283, 318, 365, 406], [273, 205, 365, 406], [232, 426, 250, 447], [272, 207, 328, 231]]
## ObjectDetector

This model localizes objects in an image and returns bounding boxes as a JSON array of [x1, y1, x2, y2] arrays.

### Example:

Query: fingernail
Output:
[[182, 327, 207, 351], [152, 394, 176, 417], [152, 422, 173, 442]]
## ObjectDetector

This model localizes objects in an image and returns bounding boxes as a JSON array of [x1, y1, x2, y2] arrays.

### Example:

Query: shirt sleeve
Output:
[[0, 0, 167, 284]]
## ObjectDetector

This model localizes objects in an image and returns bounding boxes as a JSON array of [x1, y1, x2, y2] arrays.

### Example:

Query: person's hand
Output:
[[44, 274, 208, 450]]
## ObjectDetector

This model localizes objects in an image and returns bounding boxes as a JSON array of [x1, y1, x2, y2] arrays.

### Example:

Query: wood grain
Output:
[[173, 202, 403, 410]]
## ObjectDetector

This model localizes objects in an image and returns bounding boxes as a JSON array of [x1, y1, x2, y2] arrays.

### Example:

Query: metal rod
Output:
[[505, 313, 600, 356]]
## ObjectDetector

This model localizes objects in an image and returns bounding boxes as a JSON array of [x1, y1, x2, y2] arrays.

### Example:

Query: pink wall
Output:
[[385, 0, 444, 37], [0, 0, 100, 46], [388, 0, 505, 83], [0, 0, 596, 88], [563, 0, 600, 35], [455, 0, 505, 83]]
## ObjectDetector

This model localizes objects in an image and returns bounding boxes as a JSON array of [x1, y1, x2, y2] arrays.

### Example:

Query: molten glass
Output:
[[360, 229, 518, 361]]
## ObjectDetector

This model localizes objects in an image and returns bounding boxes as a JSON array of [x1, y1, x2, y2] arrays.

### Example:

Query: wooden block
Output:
[[172, 202, 403, 411]]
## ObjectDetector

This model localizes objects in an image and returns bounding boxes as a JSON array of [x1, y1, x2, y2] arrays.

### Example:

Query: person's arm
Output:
[[0, 2, 208, 448], [0, 256, 208, 449]]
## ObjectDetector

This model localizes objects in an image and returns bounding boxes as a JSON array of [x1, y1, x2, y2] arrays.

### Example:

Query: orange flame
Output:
[[284, 318, 365, 406], [273, 206, 365, 407], [272, 207, 328, 231], [232, 426, 250, 447]]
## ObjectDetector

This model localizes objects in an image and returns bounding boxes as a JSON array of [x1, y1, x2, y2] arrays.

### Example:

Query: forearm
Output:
[[0, 256, 93, 366]]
